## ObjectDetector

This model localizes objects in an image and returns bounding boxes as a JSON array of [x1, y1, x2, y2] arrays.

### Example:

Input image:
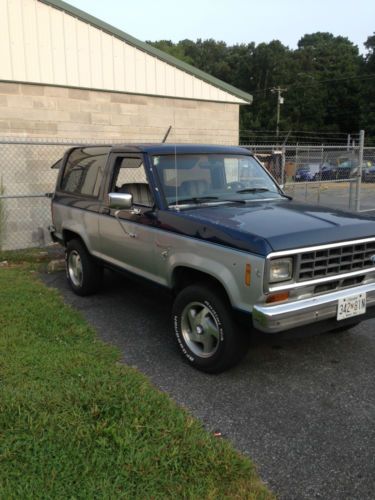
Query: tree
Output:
[[242, 40, 294, 134], [149, 33, 367, 140], [291, 33, 362, 133], [147, 40, 194, 65], [360, 33, 375, 140]]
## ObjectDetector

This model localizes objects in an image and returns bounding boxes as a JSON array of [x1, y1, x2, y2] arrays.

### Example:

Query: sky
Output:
[[66, 0, 374, 53]]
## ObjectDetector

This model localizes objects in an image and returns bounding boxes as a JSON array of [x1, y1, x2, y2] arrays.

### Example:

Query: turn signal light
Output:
[[245, 264, 251, 286], [266, 291, 289, 303]]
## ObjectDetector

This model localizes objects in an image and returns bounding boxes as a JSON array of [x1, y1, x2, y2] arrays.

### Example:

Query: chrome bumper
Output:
[[252, 283, 375, 333]]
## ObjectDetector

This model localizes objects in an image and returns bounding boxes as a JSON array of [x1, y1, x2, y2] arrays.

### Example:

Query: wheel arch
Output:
[[62, 229, 87, 248], [171, 266, 232, 305]]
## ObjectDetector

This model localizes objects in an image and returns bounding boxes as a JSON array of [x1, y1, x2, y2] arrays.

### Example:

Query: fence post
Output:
[[281, 146, 286, 186], [355, 130, 365, 212]]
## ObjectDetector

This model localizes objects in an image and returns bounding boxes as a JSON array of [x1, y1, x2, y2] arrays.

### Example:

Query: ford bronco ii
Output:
[[50, 144, 375, 372]]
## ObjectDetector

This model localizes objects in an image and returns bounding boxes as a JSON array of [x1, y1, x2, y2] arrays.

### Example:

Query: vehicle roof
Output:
[[108, 144, 253, 155], [53, 144, 255, 169], [298, 163, 321, 170], [299, 163, 321, 167]]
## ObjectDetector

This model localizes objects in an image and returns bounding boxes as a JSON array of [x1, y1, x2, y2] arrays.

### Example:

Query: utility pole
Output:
[[271, 87, 287, 139]]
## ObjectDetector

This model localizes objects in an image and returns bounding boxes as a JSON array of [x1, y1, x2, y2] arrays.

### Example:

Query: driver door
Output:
[[98, 153, 159, 282]]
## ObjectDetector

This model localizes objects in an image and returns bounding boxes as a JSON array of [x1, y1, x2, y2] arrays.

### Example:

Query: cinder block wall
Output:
[[0, 82, 240, 250], [0, 82, 239, 143]]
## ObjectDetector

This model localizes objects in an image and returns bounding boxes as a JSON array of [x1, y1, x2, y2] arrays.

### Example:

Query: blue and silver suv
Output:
[[50, 144, 375, 373]]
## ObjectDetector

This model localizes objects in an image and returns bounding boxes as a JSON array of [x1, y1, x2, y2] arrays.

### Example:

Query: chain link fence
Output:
[[1, 134, 375, 251], [248, 139, 375, 213], [0, 139, 85, 251]]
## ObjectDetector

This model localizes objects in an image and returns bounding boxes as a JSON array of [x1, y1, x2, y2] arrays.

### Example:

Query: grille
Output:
[[297, 241, 375, 281]]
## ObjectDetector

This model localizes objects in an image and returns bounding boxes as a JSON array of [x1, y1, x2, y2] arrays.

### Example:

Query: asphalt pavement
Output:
[[285, 182, 375, 213], [43, 269, 375, 500]]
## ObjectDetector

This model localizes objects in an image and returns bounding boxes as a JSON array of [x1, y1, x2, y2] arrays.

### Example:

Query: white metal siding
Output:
[[76, 20, 91, 88], [0, 0, 246, 104]]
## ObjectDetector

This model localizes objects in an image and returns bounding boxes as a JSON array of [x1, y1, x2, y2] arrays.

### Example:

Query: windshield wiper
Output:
[[280, 192, 293, 200], [169, 196, 219, 205], [235, 187, 293, 200], [236, 188, 271, 194]]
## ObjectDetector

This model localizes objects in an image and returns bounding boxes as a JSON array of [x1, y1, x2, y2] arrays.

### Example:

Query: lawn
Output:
[[0, 253, 273, 499]]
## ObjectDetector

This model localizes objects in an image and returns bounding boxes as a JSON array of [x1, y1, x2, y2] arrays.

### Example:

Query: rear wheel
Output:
[[172, 284, 249, 373], [66, 239, 103, 296]]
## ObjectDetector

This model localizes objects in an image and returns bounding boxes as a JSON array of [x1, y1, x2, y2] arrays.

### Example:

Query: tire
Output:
[[65, 239, 103, 296], [172, 283, 249, 373]]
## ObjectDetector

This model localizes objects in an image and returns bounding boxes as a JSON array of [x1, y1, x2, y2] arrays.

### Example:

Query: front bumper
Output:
[[252, 282, 375, 333]]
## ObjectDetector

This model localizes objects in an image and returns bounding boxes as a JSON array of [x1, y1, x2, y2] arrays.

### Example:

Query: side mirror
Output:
[[108, 192, 133, 210]]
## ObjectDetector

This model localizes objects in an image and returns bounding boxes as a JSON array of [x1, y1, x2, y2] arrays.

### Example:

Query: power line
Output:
[[249, 74, 375, 96], [292, 74, 375, 86]]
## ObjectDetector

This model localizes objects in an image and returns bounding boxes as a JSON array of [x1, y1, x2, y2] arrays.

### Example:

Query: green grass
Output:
[[0, 264, 273, 499], [0, 247, 51, 264]]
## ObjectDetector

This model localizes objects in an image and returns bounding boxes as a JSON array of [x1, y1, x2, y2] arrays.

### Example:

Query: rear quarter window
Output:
[[60, 147, 110, 197]]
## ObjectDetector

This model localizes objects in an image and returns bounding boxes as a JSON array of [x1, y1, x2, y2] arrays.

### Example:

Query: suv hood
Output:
[[167, 200, 375, 255]]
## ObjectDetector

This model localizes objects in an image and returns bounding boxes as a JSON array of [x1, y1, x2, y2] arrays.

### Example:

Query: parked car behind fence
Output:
[[295, 161, 375, 182], [295, 163, 335, 182]]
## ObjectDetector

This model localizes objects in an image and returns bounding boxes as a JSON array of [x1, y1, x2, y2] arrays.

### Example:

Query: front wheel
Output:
[[66, 239, 103, 296], [172, 284, 249, 373]]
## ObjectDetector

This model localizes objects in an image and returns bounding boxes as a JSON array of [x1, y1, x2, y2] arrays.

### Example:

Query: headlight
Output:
[[269, 258, 293, 283]]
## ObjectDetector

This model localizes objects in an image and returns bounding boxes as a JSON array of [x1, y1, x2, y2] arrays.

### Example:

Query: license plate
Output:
[[337, 293, 366, 321]]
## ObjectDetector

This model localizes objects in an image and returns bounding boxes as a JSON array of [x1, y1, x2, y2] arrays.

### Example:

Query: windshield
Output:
[[152, 153, 281, 206]]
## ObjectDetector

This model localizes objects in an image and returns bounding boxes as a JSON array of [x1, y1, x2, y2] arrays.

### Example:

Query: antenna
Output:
[[162, 126, 172, 143]]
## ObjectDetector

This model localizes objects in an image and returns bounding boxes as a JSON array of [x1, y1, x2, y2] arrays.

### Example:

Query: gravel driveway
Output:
[[43, 270, 375, 500]]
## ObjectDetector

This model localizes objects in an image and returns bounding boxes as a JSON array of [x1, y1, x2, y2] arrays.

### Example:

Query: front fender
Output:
[[165, 244, 265, 313]]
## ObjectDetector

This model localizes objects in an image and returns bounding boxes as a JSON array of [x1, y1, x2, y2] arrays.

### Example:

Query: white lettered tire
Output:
[[172, 283, 249, 373]]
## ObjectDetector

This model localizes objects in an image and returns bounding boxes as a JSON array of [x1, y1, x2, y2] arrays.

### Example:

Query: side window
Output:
[[61, 147, 109, 197], [112, 156, 153, 207]]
